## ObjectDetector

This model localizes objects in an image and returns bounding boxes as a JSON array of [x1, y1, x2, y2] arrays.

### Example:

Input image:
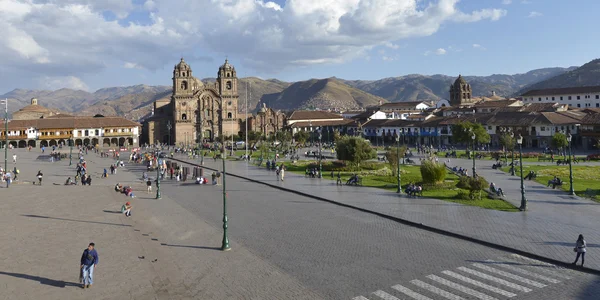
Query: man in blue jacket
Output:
[[80, 242, 99, 288]]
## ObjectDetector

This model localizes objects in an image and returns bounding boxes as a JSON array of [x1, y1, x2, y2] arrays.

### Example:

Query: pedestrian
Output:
[[36, 170, 43, 185], [13, 167, 18, 181], [280, 165, 285, 182], [572, 234, 587, 267], [4, 172, 11, 188], [80, 242, 99, 289], [336, 172, 342, 186], [12, 154, 16, 163], [121, 201, 132, 217], [147, 179, 152, 193]]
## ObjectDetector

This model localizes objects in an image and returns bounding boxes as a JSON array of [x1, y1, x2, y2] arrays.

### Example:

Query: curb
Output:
[[170, 157, 600, 276]]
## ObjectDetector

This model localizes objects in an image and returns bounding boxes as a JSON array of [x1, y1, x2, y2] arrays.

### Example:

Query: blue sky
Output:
[[1, 0, 598, 93]]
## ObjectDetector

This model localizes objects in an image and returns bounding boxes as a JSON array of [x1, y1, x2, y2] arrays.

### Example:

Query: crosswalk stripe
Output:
[[501, 257, 572, 279], [472, 263, 547, 288], [391, 284, 433, 300], [457, 267, 532, 293], [353, 296, 370, 300], [427, 275, 498, 300], [373, 290, 401, 300], [410, 279, 465, 300], [486, 260, 561, 283], [441, 270, 517, 298]]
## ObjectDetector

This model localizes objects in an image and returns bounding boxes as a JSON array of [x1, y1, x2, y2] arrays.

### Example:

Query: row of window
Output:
[[530, 95, 600, 101]]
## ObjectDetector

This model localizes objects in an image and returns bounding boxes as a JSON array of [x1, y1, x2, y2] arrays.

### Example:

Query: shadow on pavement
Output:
[[102, 210, 122, 214], [21, 214, 131, 227], [0, 271, 80, 288], [528, 200, 598, 206], [160, 243, 221, 251]]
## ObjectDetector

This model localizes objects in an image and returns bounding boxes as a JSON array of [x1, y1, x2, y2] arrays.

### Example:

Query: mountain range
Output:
[[2, 58, 598, 121]]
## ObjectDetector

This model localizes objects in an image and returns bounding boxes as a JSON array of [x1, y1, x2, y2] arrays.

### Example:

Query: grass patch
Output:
[[501, 165, 600, 202], [275, 160, 518, 212]]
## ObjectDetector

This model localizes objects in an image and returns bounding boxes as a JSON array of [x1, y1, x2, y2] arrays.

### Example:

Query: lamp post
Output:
[[318, 128, 322, 178], [156, 151, 161, 199], [220, 105, 231, 251], [395, 132, 401, 193], [198, 108, 204, 165], [567, 133, 575, 195], [500, 127, 508, 164], [69, 135, 73, 166], [166, 121, 172, 148], [510, 132, 515, 176], [471, 133, 476, 177], [517, 134, 527, 211], [2, 98, 7, 172]]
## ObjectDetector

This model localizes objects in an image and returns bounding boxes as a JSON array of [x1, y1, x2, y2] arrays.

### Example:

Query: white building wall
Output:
[[523, 92, 600, 108]]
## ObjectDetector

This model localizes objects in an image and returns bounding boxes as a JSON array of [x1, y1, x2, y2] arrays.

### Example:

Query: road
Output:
[[126, 159, 600, 300]]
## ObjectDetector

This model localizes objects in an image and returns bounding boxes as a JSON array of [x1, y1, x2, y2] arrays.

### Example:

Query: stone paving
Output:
[[0, 148, 326, 300], [171, 153, 600, 273]]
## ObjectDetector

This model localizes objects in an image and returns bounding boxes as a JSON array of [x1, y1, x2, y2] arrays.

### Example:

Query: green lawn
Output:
[[501, 165, 600, 201], [275, 160, 518, 212]]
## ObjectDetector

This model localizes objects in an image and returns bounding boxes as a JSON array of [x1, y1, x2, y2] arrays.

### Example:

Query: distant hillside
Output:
[[342, 67, 576, 102], [518, 59, 600, 95], [261, 78, 387, 111]]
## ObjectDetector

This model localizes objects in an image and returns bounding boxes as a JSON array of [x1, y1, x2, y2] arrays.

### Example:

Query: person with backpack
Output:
[[80, 242, 99, 289]]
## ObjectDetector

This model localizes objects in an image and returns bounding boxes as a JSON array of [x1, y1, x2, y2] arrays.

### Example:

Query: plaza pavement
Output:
[[170, 153, 600, 273], [0, 148, 326, 300]]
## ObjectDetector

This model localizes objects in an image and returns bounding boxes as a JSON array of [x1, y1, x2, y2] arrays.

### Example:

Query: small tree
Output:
[[455, 176, 488, 200], [294, 131, 310, 145], [420, 160, 447, 184], [451, 121, 491, 145], [499, 133, 515, 161], [552, 132, 568, 158], [335, 136, 376, 169], [385, 145, 407, 176]]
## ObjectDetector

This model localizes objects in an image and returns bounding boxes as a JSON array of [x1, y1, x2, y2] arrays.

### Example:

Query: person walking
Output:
[[146, 179, 152, 193], [279, 164, 285, 182], [36, 170, 43, 185], [12, 154, 16, 163], [573, 234, 587, 267], [80, 242, 99, 289]]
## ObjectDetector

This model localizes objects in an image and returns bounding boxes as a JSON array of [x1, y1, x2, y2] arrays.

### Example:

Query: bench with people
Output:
[[305, 168, 320, 178], [523, 171, 537, 180], [488, 182, 505, 198], [547, 176, 563, 189], [404, 183, 423, 197], [346, 174, 362, 186]]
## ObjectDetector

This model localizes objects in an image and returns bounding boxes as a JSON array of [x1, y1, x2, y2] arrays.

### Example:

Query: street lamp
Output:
[[471, 133, 476, 177], [220, 109, 231, 251], [510, 132, 515, 176], [517, 134, 527, 211], [69, 135, 73, 166], [156, 152, 161, 199], [500, 127, 508, 164], [395, 132, 401, 193], [567, 133, 575, 195], [318, 128, 322, 178], [2, 98, 7, 172]]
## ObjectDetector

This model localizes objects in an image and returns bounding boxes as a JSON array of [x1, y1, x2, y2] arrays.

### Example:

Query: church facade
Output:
[[449, 75, 476, 107], [143, 58, 240, 146]]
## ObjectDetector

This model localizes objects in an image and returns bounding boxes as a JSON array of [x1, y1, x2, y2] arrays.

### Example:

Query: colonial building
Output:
[[242, 103, 286, 137], [12, 98, 62, 120], [143, 58, 240, 145], [521, 86, 600, 109]]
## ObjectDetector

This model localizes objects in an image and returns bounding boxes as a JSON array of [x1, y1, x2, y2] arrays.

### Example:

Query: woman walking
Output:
[[572, 234, 587, 267]]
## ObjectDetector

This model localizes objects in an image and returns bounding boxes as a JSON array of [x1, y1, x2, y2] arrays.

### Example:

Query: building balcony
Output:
[[103, 132, 132, 137], [6, 135, 28, 140], [39, 134, 72, 140]]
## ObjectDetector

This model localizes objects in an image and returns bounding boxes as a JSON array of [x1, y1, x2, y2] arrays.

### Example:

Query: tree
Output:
[[294, 131, 310, 145], [247, 131, 262, 143], [456, 176, 489, 200], [335, 136, 376, 169], [385, 145, 407, 176], [499, 133, 515, 161], [333, 130, 341, 142], [420, 160, 447, 184], [451, 121, 491, 145], [552, 132, 568, 157]]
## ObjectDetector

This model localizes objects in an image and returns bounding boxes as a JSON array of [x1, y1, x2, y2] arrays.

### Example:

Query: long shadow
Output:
[[528, 200, 598, 205], [0, 271, 80, 288], [538, 241, 600, 248], [21, 214, 131, 227], [160, 243, 221, 251], [102, 210, 122, 214]]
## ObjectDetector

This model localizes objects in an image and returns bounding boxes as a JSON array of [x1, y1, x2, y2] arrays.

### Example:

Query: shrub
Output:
[[455, 190, 471, 200], [455, 176, 488, 200], [420, 160, 446, 184], [456, 176, 471, 189]]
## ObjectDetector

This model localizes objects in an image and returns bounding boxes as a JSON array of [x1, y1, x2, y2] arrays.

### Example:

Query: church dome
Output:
[[175, 58, 190, 71], [219, 58, 234, 71], [454, 75, 467, 87]]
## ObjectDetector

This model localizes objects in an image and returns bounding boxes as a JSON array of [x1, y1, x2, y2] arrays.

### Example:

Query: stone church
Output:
[[143, 58, 240, 145], [449, 75, 476, 107]]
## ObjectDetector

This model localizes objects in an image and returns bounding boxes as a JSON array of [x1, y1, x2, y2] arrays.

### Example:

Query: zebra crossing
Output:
[[352, 254, 575, 300]]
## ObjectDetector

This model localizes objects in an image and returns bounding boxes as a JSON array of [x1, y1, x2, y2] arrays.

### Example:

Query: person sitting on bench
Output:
[[489, 182, 504, 196], [346, 174, 359, 185]]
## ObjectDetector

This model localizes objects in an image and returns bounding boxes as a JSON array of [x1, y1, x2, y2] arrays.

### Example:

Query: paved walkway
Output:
[[170, 153, 600, 273]]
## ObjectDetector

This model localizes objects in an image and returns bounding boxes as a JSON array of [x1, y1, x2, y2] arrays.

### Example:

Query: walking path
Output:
[[171, 153, 600, 273]]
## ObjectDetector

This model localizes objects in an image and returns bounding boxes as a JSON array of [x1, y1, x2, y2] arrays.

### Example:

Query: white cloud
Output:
[[501, 0, 512, 4], [521, 0, 532, 4], [124, 62, 144, 69], [472, 43, 486, 50], [528, 11, 543, 18], [0, 0, 508, 90], [40, 76, 90, 91], [424, 48, 447, 56]]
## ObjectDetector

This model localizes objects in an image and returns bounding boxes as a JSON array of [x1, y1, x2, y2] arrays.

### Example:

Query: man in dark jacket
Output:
[[80, 242, 99, 288]]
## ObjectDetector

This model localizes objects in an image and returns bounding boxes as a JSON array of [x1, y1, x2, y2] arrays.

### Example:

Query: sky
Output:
[[0, 0, 598, 94]]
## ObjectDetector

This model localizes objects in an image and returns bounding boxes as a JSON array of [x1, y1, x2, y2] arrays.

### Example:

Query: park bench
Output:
[[484, 188, 504, 200], [538, 156, 552, 162], [346, 176, 362, 186], [584, 188, 597, 199]]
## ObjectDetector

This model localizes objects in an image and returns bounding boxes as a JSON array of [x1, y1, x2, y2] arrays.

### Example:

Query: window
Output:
[[597, 103, 599, 108], [181, 81, 188, 90], [577, 96, 580, 100], [552, 97, 555, 101], [546, 97, 548, 100], [488, 126, 492, 130], [228, 112, 232, 119], [560, 96, 563, 100], [538, 97, 542, 101], [182, 114, 187, 120], [596, 95, 599, 99], [226, 81, 232, 90], [568, 96, 572, 100], [540, 127, 545, 131], [577, 104, 581, 108]]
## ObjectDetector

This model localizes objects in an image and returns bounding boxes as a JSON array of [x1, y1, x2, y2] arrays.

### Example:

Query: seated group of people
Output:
[[115, 183, 135, 197], [346, 174, 360, 185], [489, 182, 504, 197], [524, 171, 537, 180], [195, 176, 209, 184], [306, 168, 320, 178], [547, 176, 563, 189], [451, 166, 469, 176], [404, 183, 422, 196]]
